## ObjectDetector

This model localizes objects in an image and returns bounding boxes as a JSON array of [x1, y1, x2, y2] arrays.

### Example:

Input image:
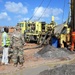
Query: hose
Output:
[[23, 31, 51, 50]]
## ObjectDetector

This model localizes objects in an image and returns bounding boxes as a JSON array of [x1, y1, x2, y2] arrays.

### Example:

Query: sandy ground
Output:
[[0, 43, 62, 73], [0, 42, 75, 75]]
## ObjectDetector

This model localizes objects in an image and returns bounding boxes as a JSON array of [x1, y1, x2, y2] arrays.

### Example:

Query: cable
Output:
[[37, 0, 52, 21], [29, 0, 44, 20]]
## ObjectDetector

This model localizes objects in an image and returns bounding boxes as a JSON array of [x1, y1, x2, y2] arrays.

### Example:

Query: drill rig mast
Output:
[[71, 0, 75, 31], [70, 0, 75, 51]]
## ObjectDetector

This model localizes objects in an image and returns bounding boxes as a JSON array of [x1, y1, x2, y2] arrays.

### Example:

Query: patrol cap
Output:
[[15, 25, 21, 30]]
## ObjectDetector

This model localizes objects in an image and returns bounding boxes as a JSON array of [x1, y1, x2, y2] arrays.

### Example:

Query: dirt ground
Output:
[[0, 43, 44, 72], [0, 42, 75, 75], [0, 43, 65, 73]]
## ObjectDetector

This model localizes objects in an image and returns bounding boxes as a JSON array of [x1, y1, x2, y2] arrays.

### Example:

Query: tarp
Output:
[[54, 24, 65, 34]]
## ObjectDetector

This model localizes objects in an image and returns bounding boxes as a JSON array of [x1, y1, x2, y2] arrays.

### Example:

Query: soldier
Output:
[[11, 26, 25, 67]]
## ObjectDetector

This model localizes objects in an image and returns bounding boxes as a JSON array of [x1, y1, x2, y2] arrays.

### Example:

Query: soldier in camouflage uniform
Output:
[[11, 26, 25, 67]]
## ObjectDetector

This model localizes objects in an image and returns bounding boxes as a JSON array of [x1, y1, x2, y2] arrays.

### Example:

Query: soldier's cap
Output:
[[15, 25, 21, 30]]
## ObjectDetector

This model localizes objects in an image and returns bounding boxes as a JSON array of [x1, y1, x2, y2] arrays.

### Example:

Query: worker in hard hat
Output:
[[1, 27, 10, 65], [11, 25, 25, 67]]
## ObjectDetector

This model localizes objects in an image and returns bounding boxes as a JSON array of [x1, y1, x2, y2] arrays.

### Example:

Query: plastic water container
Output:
[[52, 37, 58, 48]]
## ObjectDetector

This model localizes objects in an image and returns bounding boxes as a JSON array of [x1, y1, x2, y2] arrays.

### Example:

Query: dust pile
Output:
[[39, 64, 75, 75], [36, 45, 74, 59]]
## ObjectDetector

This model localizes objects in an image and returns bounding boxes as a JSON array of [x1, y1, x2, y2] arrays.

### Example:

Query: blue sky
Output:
[[0, 0, 70, 26]]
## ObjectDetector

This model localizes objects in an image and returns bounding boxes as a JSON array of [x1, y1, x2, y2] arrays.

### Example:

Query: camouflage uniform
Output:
[[11, 26, 25, 66]]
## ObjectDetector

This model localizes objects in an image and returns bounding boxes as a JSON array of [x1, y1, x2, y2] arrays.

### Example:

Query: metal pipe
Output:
[[71, 0, 75, 31]]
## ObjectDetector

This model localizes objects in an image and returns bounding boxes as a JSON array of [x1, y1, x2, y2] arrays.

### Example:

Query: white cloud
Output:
[[0, 12, 11, 21], [16, 15, 22, 18], [5, 1, 28, 14], [7, 17, 11, 21], [33, 7, 63, 19], [19, 17, 29, 22], [15, 15, 29, 22], [54, 16, 60, 20], [34, 7, 49, 18], [52, 8, 63, 16]]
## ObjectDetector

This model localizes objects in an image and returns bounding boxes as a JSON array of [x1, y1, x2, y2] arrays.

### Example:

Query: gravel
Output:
[[39, 64, 75, 75], [35, 45, 74, 59]]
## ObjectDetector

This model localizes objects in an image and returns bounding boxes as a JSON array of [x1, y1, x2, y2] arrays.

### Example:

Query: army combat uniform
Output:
[[11, 28, 25, 66]]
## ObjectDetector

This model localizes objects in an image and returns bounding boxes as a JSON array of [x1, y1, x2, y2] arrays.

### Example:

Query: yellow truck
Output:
[[25, 21, 46, 43], [25, 16, 56, 44], [17, 21, 27, 34], [16, 16, 56, 44]]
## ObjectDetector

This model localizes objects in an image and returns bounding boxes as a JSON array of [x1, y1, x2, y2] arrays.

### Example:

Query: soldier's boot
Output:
[[14, 63, 18, 67], [19, 62, 23, 67]]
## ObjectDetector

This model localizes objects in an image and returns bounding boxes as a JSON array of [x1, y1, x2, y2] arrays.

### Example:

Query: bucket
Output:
[[52, 37, 58, 48]]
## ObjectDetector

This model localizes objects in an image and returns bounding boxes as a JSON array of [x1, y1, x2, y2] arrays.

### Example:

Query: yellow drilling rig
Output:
[[17, 16, 56, 44]]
